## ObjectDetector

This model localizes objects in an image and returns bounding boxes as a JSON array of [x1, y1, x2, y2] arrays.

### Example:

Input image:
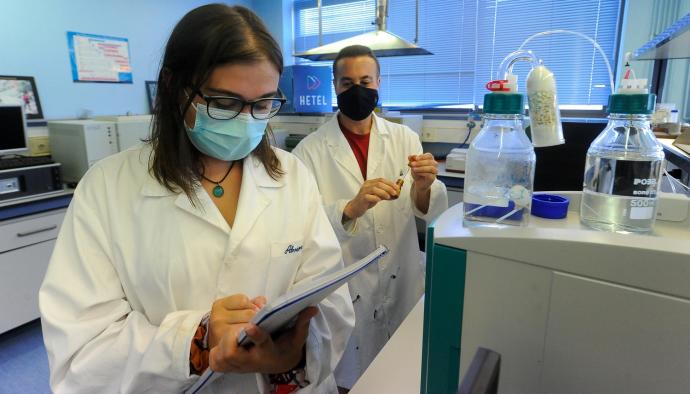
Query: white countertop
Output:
[[0, 187, 74, 208], [434, 193, 690, 299], [350, 298, 424, 394], [659, 137, 690, 158]]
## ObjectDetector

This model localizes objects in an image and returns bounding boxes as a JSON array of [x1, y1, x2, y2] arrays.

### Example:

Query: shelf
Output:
[[633, 12, 690, 60]]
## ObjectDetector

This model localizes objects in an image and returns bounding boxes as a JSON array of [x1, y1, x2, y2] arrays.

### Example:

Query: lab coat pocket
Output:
[[266, 240, 304, 298]]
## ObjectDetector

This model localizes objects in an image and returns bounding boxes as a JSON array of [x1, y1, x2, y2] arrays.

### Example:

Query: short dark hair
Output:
[[332, 45, 380, 78], [149, 4, 284, 201]]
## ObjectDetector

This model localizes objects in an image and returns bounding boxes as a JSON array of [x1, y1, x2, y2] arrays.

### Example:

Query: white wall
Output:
[[0, 0, 252, 122], [252, 0, 295, 67]]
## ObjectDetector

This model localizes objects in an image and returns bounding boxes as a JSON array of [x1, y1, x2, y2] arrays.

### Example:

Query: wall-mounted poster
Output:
[[67, 31, 133, 83], [0, 75, 44, 119]]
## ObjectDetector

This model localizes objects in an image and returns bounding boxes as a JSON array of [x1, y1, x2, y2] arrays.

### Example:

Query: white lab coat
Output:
[[39, 145, 355, 394], [292, 113, 448, 388]]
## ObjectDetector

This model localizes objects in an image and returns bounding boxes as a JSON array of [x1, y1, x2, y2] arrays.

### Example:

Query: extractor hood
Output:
[[632, 12, 690, 60], [294, 0, 432, 61]]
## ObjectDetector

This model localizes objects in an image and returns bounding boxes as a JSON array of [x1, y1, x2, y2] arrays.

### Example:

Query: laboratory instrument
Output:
[[423, 191, 690, 394], [0, 105, 63, 201], [463, 50, 564, 226], [48, 120, 119, 184], [49, 116, 150, 184], [445, 148, 467, 173]]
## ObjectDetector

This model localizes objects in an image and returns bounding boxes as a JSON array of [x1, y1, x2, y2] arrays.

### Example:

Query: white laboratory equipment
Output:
[[445, 147, 468, 173], [48, 120, 118, 183], [96, 115, 152, 151], [422, 191, 690, 394], [380, 113, 424, 136], [463, 50, 565, 227], [268, 115, 329, 150]]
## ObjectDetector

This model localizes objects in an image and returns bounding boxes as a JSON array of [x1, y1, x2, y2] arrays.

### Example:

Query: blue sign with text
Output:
[[293, 65, 332, 113]]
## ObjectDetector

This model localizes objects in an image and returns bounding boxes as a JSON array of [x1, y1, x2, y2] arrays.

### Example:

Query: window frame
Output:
[[291, 0, 628, 118]]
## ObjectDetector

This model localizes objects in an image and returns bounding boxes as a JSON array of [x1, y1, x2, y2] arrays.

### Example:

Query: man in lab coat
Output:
[[292, 45, 448, 390]]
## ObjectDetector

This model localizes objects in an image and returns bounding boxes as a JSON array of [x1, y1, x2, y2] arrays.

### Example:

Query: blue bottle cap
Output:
[[531, 194, 569, 219]]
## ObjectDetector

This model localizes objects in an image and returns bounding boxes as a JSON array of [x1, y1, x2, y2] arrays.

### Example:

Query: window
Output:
[[293, 0, 622, 109]]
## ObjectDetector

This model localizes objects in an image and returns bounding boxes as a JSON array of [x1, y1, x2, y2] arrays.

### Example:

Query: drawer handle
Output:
[[17, 225, 58, 237]]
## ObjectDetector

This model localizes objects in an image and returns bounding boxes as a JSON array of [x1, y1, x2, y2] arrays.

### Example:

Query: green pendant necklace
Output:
[[201, 161, 235, 198]]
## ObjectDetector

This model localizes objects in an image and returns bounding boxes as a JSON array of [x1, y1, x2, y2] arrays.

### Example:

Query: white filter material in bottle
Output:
[[527, 65, 564, 147]]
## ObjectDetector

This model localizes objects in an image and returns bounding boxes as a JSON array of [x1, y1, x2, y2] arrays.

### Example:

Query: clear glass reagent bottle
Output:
[[580, 107, 664, 233], [463, 91, 536, 227]]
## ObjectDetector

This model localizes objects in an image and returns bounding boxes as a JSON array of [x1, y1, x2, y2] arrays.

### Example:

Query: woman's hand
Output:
[[209, 307, 319, 374], [208, 294, 266, 349]]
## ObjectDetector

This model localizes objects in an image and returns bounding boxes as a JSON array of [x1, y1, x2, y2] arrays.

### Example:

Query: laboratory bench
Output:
[[658, 137, 690, 184], [437, 160, 464, 206], [0, 189, 73, 334], [355, 192, 690, 394], [350, 298, 424, 394]]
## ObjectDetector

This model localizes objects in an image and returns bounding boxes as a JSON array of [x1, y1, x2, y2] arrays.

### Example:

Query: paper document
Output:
[[185, 245, 389, 394]]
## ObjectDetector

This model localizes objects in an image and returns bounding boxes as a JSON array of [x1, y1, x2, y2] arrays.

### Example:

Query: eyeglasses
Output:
[[194, 89, 286, 120]]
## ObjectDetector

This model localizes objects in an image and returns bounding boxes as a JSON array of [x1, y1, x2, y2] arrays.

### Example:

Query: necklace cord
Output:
[[201, 161, 236, 185]]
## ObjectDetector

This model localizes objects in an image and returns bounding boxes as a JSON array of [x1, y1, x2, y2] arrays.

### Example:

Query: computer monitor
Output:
[[0, 104, 29, 155]]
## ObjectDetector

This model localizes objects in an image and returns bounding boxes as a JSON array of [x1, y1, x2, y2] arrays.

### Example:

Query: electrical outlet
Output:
[[28, 136, 51, 156]]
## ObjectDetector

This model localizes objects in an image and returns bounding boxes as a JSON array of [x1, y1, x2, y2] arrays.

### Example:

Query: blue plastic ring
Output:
[[531, 194, 569, 219]]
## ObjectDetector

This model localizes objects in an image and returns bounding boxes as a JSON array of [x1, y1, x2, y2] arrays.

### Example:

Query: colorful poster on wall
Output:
[[292, 65, 332, 113], [67, 31, 133, 83]]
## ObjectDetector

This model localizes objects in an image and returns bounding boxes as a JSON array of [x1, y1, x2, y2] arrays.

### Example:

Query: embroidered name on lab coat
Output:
[[284, 244, 303, 254]]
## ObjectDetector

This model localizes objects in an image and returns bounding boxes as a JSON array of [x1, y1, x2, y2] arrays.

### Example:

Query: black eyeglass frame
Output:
[[194, 88, 287, 120]]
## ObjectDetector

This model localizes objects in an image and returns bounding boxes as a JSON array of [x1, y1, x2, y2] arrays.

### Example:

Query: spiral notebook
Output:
[[186, 245, 389, 394]]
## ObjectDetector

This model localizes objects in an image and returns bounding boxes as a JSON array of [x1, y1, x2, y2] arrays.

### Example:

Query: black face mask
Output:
[[337, 84, 379, 121]]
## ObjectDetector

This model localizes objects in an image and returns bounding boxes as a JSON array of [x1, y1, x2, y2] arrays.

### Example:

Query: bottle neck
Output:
[[483, 113, 523, 129], [607, 113, 651, 128]]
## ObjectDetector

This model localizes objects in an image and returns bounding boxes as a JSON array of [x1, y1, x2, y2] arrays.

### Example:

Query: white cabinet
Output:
[[0, 209, 66, 334], [430, 193, 690, 394], [459, 253, 551, 393], [459, 257, 690, 394], [541, 273, 690, 393]]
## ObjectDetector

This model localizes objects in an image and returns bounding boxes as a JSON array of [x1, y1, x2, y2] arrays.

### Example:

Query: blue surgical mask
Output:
[[185, 103, 268, 161]]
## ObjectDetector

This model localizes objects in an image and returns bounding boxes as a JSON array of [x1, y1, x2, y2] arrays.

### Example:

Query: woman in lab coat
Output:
[[39, 5, 354, 393]]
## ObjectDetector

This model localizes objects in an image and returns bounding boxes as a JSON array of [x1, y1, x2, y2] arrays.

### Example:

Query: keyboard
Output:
[[0, 156, 55, 170]]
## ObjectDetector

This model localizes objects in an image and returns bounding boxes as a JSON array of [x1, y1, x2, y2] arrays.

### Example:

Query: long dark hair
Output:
[[149, 4, 284, 199]]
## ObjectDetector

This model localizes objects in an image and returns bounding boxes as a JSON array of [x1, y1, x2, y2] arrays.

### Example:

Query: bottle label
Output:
[[583, 158, 662, 198]]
